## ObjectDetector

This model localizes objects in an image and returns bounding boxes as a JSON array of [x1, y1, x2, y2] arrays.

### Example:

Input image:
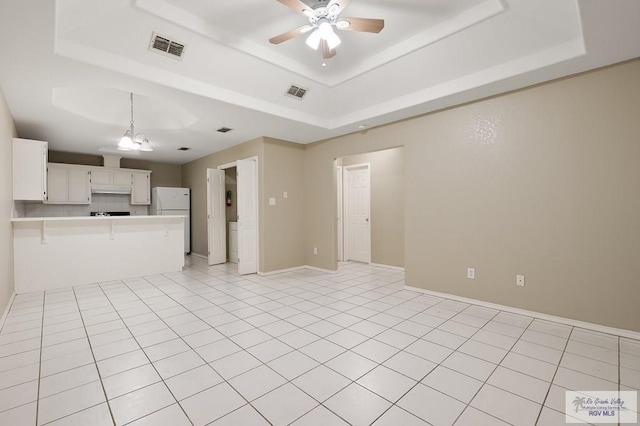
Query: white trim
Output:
[[0, 292, 17, 332], [370, 263, 405, 272], [404, 285, 640, 341], [258, 265, 339, 276], [217, 161, 237, 170], [189, 252, 207, 260]]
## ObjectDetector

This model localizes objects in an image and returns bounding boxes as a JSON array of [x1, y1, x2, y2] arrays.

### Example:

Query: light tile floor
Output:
[[0, 257, 639, 425]]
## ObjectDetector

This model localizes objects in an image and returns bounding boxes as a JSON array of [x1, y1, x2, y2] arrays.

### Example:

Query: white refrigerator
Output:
[[150, 187, 190, 253]]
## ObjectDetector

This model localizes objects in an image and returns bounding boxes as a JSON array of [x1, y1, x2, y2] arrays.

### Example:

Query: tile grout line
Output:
[[70, 286, 117, 426], [34, 292, 46, 426]]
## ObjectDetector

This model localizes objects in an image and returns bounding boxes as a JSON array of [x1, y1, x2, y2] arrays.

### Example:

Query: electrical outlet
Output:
[[313, 247, 318, 255], [516, 275, 525, 287], [467, 268, 475, 279]]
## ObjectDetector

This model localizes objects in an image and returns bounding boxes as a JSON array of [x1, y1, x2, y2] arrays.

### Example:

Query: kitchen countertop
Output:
[[11, 215, 185, 222]]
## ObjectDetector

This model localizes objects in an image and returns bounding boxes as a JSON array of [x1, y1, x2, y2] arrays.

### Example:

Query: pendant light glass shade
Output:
[[305, 30, 321, 50]]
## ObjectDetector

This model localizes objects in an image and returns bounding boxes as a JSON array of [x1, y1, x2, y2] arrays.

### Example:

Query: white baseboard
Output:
[[0, 292, 16, 332], [189, 253, 207, 260], [370, 263, 405, 272], [404, 285, 640, 341]]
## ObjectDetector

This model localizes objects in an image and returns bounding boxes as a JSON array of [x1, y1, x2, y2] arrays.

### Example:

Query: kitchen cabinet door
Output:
[[90, 169, 111, 185], [46, 164, 68, 203], [13, 138, 48, 201], [131, 171, 150, 205], [67, 168, 91, 203]]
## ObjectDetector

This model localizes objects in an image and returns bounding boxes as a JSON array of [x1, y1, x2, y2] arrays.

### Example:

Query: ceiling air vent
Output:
[[285, 85, 308, 100], [217, 127, 233, 133], [150, 32, 186, 60], [177, 147, 190, 151]]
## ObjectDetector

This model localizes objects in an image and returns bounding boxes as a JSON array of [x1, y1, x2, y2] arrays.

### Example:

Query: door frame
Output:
[[218, 157, 259, 275], [342, 163, 371, 264]]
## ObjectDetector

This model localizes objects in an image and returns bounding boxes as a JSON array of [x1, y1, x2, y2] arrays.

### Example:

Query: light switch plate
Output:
[[467, 268, 475, 279], [269, 197, 276, 206], [516, 275, 525, 287]]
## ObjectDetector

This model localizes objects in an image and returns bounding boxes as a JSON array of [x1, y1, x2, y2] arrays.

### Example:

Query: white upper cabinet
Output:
[[131, 171, 151, 205], [45, 163, 91, 204], [12, 138, 48, 201]]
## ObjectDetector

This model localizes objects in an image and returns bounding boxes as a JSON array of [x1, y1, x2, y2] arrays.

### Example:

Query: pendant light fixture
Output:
[[117, 92, 153, 152]]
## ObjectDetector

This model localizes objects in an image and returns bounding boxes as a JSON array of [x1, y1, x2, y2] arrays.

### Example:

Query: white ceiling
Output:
[[1, 0, 639, 164]]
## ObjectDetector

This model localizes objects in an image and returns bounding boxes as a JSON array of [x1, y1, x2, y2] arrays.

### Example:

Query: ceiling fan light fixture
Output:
[[305, 30, 321, 50], [325, 31, 342, 49], [318, 20, 333, 39]]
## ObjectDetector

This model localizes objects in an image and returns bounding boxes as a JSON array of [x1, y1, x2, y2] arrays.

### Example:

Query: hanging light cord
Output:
[[130, 92, 135, 136]]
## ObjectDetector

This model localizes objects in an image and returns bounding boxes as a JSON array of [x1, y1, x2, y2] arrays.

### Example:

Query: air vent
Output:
[[285, 85, 308, 100], [177, 147, 190, 151], [217, 127, 233, 133], [150, 32, 186, 60]]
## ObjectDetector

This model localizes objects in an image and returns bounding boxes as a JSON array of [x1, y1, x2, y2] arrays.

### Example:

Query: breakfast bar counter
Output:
[[12, 215, 185, 292]]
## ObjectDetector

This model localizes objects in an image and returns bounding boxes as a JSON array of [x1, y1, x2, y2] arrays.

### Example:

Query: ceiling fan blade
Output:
[[269, 25, 312, 44], [337, 17, 385, 33], [326, 0, 350, 15], [321, 39, 336, 59], [275, 0, 314, 16]]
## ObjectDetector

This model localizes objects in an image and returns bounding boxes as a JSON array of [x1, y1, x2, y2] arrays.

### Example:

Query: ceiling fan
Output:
[[269, 0, 384, 59]]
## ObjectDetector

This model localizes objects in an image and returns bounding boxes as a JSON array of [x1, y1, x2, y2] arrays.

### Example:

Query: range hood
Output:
[[91, 185, 131, 195]]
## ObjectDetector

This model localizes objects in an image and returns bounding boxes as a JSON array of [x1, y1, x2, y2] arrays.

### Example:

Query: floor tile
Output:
[[487, 366, 550, 403], [422, 365, 483, 403], [383, 350, 437, 380], [499, 351, 556, 382], [553, 366, 618, 391], [102, 363, 161, 399], [0, 362, 39, 390], [293, 365, 351, 402], [127, 403, 191, 426], [374, 329, 418, 349], [0, 380, 38, 413], [398, 383, 466, 426], [229, 328, 272, 348], [454, 406, 510, 425], [142, 338, 190, 362], [511, 340, 563, 365], [210, 404, 270, 426], [458, 339, 507, 364], [97, 349, 149, 378], [470, 384, 541, 426], [357, 365, 417, 402], [325, 350, 378, 380], [278, 329, 320, 349], [253, 383, 318, 426], [210, 350, 262, 379], [45, 403, 112, 426], [267, 350, 320, 380], [299, 339, 346, 363], [404, 338, 453, 364], [305, 320, 342, 338], [37, 380, 106, 425], [325, 383, 392, 426], [182, 328, 224, 348], [195, 338, 242, 362], [110, 382, 176, 425], [352, 339, 399, 363], [228, 365, 287, 401], [39, 363, 100, 398], [292, 405, 349, 425], [153, 350, 205, 379], [372, 406, 429, 425], [560, 352, 618, 382], [0, 401, 37, 426]]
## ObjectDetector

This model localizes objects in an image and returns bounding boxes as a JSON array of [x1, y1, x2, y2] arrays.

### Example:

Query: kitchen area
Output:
[[11, 138, 189, 293]]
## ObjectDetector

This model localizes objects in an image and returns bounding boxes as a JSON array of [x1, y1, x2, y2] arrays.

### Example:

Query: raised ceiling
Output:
[[1, 0, 639, 164]]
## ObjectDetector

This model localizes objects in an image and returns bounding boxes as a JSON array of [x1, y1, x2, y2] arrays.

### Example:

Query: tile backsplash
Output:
[[21, 194, 148, 218]]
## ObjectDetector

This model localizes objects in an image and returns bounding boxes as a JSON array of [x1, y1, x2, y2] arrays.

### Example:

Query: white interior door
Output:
[[345, 164, 371, 263], [237, 158, 258, 275], [207, 169, 226, 265]]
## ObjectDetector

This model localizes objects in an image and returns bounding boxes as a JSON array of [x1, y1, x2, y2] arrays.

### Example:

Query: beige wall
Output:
[[0, 85, 17, 315], [339, 147, 404, 267], [47, 151, 182, 189], [262, 138, 306, 271], [305, 59, 640, 332]]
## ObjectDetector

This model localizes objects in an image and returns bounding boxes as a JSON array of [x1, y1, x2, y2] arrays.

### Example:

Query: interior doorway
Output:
[[207, 157, 259, 275], [336, 147, 405, 269], [342, 163, 371, 263]]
